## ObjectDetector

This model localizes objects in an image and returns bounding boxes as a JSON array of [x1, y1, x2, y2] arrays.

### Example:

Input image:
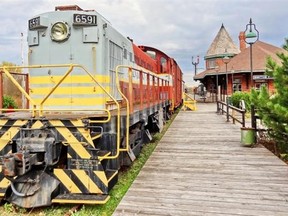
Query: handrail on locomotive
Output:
[[0, 64, 170, 160], [0, 64, 119, 161]]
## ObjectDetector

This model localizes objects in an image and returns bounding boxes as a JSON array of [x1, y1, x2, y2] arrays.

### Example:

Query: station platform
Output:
[[113, 103, 288, 216]]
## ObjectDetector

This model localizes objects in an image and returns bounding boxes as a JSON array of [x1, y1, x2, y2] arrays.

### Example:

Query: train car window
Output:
[[109, 41, 123, 71], [160, 57, 167, 73], [124, 48, 127, 59], [129, 52, 133, 62], [146, 50, 156, 59], [109, 41, 123, 96]]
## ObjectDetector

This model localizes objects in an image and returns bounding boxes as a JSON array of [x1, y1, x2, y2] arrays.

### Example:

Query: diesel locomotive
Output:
[[0, 5, 183, 208]]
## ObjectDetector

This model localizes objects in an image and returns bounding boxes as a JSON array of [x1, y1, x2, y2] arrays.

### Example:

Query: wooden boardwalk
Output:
[[113, 103, 288, 216]]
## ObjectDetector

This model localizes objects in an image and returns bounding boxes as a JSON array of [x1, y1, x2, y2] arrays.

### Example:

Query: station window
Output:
[[207, 59, 216, 69], [233, 78, 242, 92], [255, 82, 267, 90], [233, 84, 242, 92]]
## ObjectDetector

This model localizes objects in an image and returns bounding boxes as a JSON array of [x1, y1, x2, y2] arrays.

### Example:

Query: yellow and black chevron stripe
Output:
[[53, 168, 117, 204], [0, 119, 28, 197], [49, 119, 95, 160], [54, 168, 108, 194], [50, 119, 118, 204]]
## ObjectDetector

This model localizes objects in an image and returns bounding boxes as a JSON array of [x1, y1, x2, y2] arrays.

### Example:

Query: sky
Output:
[[0, 0, 287, 86]]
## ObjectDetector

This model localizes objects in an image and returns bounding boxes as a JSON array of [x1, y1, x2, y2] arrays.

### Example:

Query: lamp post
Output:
[[231, 70, 234, 94], [215, 66, 220, 112], [192, 55, 199, 75], [244, 18, 259, 89], [223, 55, 230, 121], [215, 66, 219, 101], [223, 55, 230, 96]]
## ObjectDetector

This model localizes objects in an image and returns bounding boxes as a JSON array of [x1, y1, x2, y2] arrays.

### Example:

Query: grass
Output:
[[0, 109, 179, 216]]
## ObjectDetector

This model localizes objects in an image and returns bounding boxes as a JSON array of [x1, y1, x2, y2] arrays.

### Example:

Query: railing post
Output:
[[139, 70, 143, 110], [147, 73, 150, 108], [250, 103, 257, 144], [128, 67, 133, 114], [251, 104, 256, 129], [161, 79, 164, 103], [232, 109, 235, 124], [242, 110, 246, 127], [25, 73, 29, 109], [226, 97, 229, 122], [152, 76, 155, 106], [157, 77, 160, 104]]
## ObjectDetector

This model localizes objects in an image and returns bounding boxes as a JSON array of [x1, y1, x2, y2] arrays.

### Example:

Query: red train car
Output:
[[138, 46, 183, 110]]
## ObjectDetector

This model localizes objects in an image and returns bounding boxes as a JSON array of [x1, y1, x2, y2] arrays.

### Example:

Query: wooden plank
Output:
[[113, 103, 288, 215]]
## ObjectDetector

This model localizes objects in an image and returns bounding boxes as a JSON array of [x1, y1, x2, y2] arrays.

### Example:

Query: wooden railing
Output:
[[216, 99, 246, 127]]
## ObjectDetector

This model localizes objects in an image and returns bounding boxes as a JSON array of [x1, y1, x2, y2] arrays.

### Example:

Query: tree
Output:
[[283, 38, 288, 51], [251, 45, 288, 153]]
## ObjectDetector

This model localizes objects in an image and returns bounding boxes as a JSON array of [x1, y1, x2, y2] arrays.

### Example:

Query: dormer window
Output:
[[207, 59, 216, 69]]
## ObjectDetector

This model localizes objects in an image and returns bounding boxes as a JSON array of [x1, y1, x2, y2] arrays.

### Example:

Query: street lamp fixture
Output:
[[244, 18, 259, 89], [192, 55, 199, 75]]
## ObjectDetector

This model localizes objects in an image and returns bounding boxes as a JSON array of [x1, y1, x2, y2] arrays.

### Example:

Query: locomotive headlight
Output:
[[51, 22, 70, 42]]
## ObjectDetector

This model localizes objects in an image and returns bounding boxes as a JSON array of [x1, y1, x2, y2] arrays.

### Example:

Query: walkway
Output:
[[113, 103, 288, 216]]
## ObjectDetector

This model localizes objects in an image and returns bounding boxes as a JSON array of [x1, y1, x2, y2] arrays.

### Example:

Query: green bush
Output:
[[3, 95, 18, 109], [230, 91, 251, 111], [251, 52, 288, 154]]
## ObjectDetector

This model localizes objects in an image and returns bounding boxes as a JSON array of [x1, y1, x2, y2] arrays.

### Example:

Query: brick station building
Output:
[[194, 24, 286, 101]]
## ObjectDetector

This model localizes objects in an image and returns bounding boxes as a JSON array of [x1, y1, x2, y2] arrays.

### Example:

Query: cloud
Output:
[[0, 0, 287, 82]]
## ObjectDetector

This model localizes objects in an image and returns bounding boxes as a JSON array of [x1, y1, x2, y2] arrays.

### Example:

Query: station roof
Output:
[[205, 24, 240, 59], [194, 40, 287, 80]]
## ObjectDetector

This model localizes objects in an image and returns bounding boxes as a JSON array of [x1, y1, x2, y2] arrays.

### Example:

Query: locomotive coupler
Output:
[[2, 127, 60, 178], [2, 151, 37, 177]]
